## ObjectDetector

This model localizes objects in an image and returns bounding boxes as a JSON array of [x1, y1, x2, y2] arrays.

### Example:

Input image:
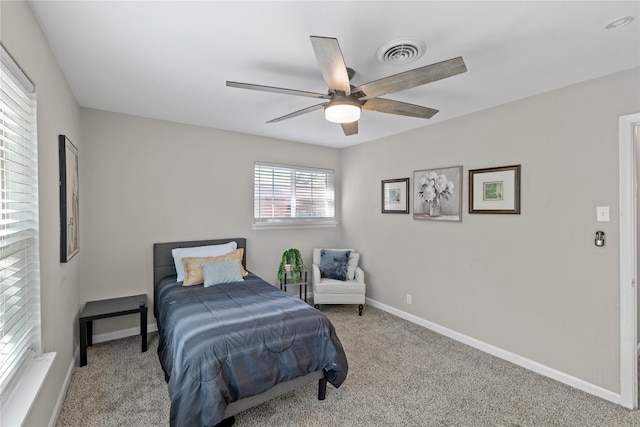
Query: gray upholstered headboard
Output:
[[152, 237, 247, 316]]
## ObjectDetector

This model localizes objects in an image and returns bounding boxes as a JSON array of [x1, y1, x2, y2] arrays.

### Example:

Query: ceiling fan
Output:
[[226, 36, 467, 136]]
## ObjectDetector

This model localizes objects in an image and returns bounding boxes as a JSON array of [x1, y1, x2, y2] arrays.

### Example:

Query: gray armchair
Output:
[[312, 248, 366, 316]]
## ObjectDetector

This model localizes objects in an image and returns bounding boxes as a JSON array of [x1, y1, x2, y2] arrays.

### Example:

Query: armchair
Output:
[[312, 248, 366, 316]]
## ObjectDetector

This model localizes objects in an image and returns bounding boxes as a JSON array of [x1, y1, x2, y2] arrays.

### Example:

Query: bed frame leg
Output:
[[318, 378, 327, 400], [214, 416, 235, 427]]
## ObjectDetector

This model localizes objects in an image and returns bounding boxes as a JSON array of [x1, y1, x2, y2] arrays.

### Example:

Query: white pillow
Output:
[[347, 253, 359, 280], [172, 241, 237, 282]]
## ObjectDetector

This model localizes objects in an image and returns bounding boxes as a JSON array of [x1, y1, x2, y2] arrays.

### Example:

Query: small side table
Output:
[[280, 270, 308, 302], [79, 294, 148, 367]]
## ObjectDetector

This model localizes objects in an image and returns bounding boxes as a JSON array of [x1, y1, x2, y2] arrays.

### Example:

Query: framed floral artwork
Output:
[[413, 166, 462, 221], [382, 178, 409, 213], [469, 164, 521, 214]]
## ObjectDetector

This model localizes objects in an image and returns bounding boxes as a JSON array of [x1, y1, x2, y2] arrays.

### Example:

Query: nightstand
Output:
[[79, 294, 148, 367]]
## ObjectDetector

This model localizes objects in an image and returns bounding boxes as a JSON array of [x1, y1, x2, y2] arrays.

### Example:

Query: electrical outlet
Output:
[[406, 294, 412, 304]]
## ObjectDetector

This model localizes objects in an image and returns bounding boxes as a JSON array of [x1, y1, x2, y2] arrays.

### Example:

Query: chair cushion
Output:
[[319, 249, 350, 281], [315, 278, 365, 295]]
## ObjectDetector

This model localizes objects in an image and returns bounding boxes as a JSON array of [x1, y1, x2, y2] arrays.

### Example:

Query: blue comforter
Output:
[[157, 273, 348, 426]]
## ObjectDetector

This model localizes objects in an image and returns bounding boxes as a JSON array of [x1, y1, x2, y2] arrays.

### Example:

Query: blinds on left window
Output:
[[0, 43, 41, 398]]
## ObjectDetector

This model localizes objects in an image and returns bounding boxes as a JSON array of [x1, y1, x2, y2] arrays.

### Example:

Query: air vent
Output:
[[376, 39, 426, 65]]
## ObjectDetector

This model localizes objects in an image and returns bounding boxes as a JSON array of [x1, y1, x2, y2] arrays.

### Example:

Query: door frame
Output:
[[619, 112, 639, 408]]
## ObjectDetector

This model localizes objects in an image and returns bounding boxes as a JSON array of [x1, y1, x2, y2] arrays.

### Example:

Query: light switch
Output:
[[597, 206, 610, 222]]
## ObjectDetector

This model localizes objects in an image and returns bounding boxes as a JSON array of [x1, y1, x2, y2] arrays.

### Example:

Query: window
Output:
[[254, 162, 336, 228], [0, 44, 41, 398]]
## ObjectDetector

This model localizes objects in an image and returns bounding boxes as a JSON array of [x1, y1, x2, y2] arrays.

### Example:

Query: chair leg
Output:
[[358, 304, 363, 316]]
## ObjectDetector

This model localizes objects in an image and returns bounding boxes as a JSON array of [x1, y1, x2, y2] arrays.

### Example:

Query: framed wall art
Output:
[[382, 178, 409, 214], [413, 166, 462, 221], [59, 135, 79, 262], [469, 164, 521, 214]]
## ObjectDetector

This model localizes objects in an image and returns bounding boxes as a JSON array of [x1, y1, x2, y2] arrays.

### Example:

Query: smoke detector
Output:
[[376, 39, 426, 65]]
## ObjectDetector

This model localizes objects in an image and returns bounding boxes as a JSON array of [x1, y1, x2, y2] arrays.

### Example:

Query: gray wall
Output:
[[1, 1, 81, 425], [78, 109, 342, 334], [4, 2, 640, 424], [340, 67, 640, 393]]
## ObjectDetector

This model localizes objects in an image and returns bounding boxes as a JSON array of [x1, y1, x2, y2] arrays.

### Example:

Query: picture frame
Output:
[[59, 135, 79, 262], [413, 166, 462, 221], [469, 164, 521, 214], [381, 178, 409, 214]]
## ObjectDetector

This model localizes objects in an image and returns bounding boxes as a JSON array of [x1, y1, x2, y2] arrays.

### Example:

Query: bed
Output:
[[153, 238, 348, 427]]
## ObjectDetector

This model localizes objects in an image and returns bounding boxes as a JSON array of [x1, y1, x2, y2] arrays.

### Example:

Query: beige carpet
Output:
[[56, 305, 640, 426]]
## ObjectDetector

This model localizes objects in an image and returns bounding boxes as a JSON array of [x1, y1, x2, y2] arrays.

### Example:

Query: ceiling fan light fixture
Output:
[[324, 97, 361, 123]]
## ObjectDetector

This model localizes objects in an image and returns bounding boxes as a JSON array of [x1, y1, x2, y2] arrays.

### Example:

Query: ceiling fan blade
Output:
[[267, 103, 327, 123], [363, 98, 439, 119], [340, 121, 358, 136], [354, 57, 467, 100], [310, 36, 351, 95], [226, 81, 330, 99]]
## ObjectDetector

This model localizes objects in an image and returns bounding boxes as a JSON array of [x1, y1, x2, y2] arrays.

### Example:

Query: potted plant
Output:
[[277, 248, 304, 283]]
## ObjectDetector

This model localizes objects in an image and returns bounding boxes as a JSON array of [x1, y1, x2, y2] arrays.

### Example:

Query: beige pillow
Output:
[[182, 248, 247, 286]]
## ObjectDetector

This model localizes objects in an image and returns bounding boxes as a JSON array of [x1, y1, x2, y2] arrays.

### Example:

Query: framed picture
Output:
[[382, 178, 409, 213], [59, 135, 79, 262], [413, 166, 462, 221], [469, 164, 521, 214]]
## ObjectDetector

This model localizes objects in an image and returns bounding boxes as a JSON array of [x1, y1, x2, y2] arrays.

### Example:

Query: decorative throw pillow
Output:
[[319, 249, 351, 281], [182, 248, 247, 286], [172, 241, 237, 282], [202, 259, 244, 287]]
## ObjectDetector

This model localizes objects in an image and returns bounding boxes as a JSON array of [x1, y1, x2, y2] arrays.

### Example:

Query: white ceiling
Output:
[[27, 1, 640, 149]]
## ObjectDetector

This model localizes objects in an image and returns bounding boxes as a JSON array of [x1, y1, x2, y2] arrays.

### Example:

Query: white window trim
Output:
[[0, 352, 55, 426], [252, 220, 339, 230], [0, 43, 51, 427]]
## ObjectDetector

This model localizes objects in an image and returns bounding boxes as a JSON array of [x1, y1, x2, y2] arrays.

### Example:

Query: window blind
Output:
[[0, 44, 40, 397], [254, 162, 334, 224]]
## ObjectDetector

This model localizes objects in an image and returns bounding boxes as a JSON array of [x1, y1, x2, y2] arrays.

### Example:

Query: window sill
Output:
[[252, 221, 339, 230], [0, 352, 56, 426]]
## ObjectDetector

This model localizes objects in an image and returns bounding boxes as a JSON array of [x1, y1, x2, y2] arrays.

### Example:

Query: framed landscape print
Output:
[[59, 135, 79, 262], [469, 164, 521, 214], [382, 178, 409, 213], [413, 166, 462, 221]]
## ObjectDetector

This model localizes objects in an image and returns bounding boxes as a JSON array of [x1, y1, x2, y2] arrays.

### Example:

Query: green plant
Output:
[[277, 248, 304, 283]]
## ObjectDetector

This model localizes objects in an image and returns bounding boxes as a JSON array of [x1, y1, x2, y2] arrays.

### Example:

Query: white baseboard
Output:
[[92, 323, 158, 345], [365, 297, 622, 406], [48, 348, 77, 427]]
